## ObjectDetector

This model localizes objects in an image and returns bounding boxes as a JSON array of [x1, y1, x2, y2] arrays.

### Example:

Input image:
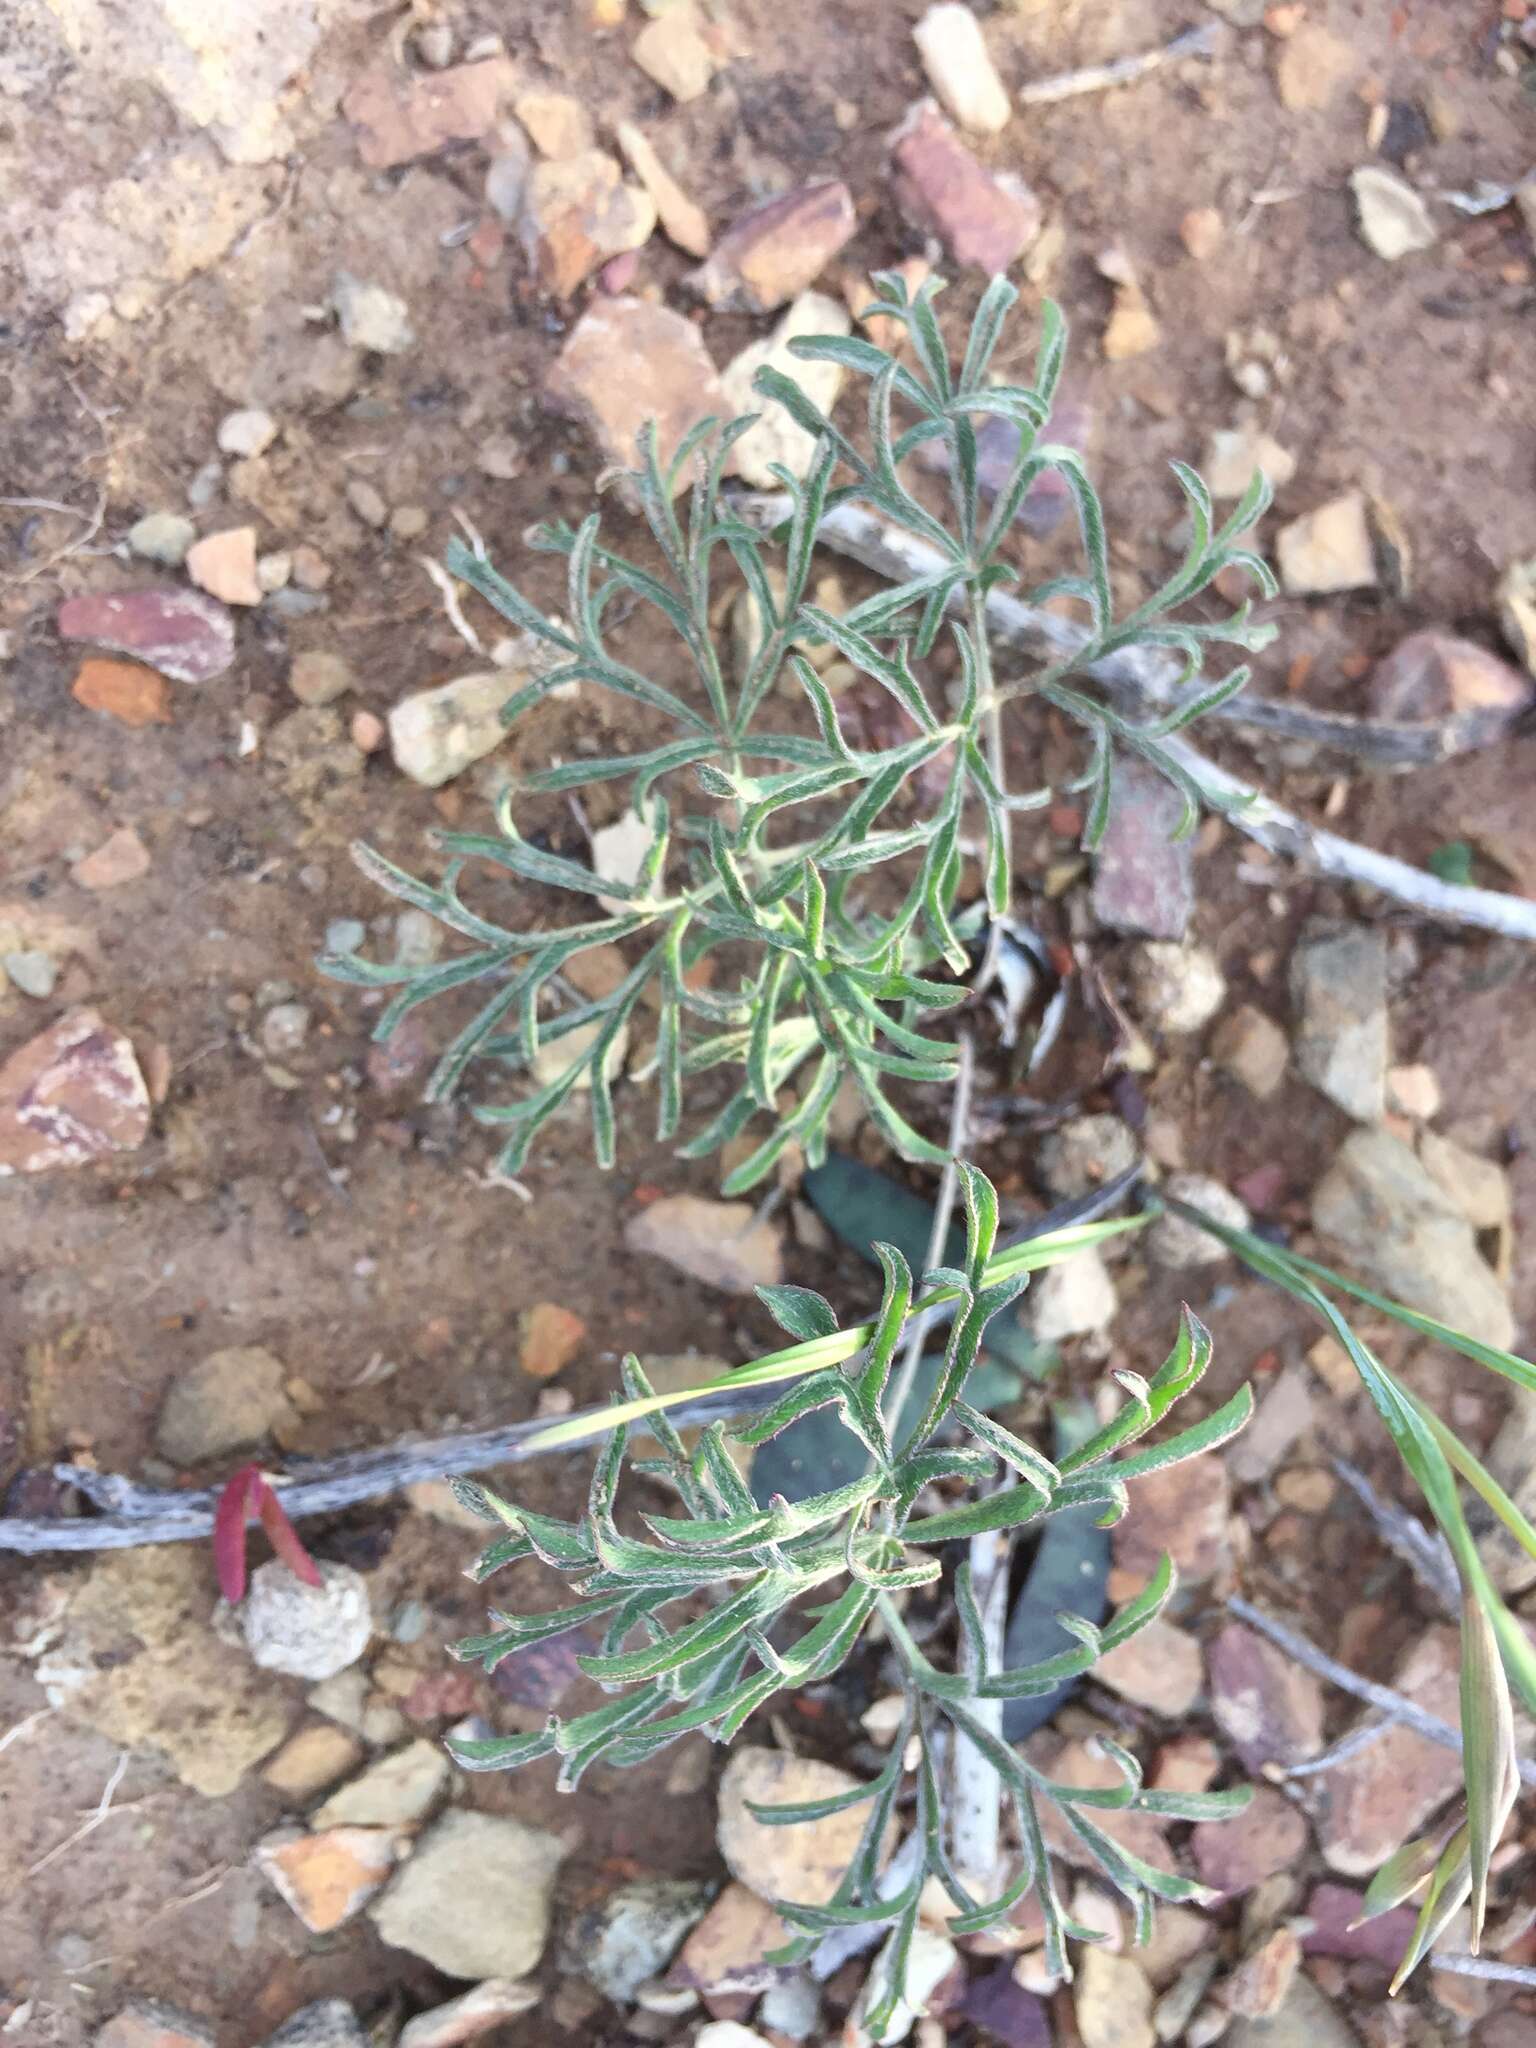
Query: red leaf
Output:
[[258, 1479, 322, 1588], [213, 1464, 261, 1603]]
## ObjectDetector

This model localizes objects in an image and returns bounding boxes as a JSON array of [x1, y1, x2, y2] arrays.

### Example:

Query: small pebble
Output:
[[414, 19, 454, 65], [3, 950, 58, 998], [258, 551, 293, 592], [186, 459, 224, 509], [326, 918, 367, 954], [262, 1002, 312, 1056], [346, 479, 389, 528], [351, 710, 386, 753], [217, 408, 279, 458], [127, 511, 196, 565], [389, 504, 429, 541], [290, 651, 354, 706], [291, 545, 333, 591]]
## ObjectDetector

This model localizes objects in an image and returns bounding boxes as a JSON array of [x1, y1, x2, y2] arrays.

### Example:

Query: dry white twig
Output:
[[27, 1752, 130, 1877], [1014, 21, 1218, 105]]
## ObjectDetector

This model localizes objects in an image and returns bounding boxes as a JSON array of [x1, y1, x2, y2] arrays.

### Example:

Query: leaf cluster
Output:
[[447, 1167, 1252, 2037], [324, 274, 1275, 1189]]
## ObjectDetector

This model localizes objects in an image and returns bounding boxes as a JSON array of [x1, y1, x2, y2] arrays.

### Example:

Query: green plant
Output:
[[447, 1168, 1253, 2035], [323, 273, 1275, 1191]]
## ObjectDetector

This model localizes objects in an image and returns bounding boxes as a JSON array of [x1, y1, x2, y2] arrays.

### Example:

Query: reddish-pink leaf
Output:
[[213, 1463, 261, 1603], [258, 1479, 322, 1588]]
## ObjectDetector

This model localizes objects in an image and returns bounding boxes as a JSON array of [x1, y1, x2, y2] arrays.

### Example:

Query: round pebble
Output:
[[326, 918, 367, 955], [346, 479, 388, 528], [389, 504, 429, 541], [127, 510, 196, 565], [217, 408, 279, 459], [3, 949, 58, 998]]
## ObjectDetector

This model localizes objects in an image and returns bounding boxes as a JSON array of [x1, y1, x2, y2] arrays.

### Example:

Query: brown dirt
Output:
[[2, 1, 1535, 2042]]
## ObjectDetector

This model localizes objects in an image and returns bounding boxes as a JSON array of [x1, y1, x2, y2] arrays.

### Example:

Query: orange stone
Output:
[[255, 1825, 399, 1932], [73, 826, 151, 891], [519, 1300, 588, 1379], [72, 657, 173, 728]]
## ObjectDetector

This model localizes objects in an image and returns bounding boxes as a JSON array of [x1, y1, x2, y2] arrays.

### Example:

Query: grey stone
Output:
[[1146, 1174, 1249, 1268], [563, 1877, 713, 2001], [3, 949, 58, 998], [325, 918, 367, 955], [241, 1560, 373, 1681], [1037, 1114, 1139, 1200], [261, 1002, 311, 1057], [1290, 922, 1388, 1122], [369, 1809, 567, 1979], [1311, 1126, 1513, 1349], [217, 408, 279, 458], [127, 511, 196, 565], [313, 1739, 450, 1829], [263, 2000, 369, 2048], [1025, 1245, 1117, 1343], [1132, 942, 1226, 1036], [759, 1973, 822, 2040], [1225, 1974, 1360, 2048], [1091, 756, 1194, 939], [288, 651, 354, 706], [156, 1344, 295, 1465], [332, 273, 416, 354], [388, 669, 519, 788]]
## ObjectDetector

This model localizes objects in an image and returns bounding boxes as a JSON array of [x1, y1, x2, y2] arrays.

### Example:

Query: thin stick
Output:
[[1429, 1955, 1536, 1986], [27, 1753, 129, 1877], [1227, 1596, 1536, 1790], [1332, 1456, 1460, 1613], [1281, 1717, 1394, 1778], [736, 494, 1536, 942], [1014, 22, 1218, 106], [883, 1028, 975, 1442], [951, 1513, 1011, 1883]]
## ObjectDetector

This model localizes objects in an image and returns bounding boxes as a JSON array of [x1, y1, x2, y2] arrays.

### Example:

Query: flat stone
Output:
[[241, 1560, 373, 1682], [1212, 1004, 1289, 1098], [562, 1877, 714, 2000], [342, 55, 520, 170], [1114, 1452, 1230, 1584], [1075, 1949, 1153, 2048], [1276, 492, 1377, 596], [1095, 1617, 1203, 1716], [156, 1343, 295, 1465], [547, 296, 731, 491], [671, 1882, 793, 1994], [1316, 1626, 1463, 1876], [529, 1016, 629, 1091], [1030, 1735, 1175, 1874], [1224, 1928, 1302, 2021], [960, 1963, 1050, 2048], [314, 1739, 450, 1828], [1366, 630, 1532, 728], [890, 100, 1041, 272], [73, 825, 151, 891], [261, 1722, 367, 1803], [263, 1999, 369, 2048], [1192, 1784, 1307, 1895], [1207, 1624, 1324, 1773], [1417, 1130, 1509, 1231], [1132, 942, 1226, 1035], [632, 7, 718, 100], [1202, 426, 1296, 502], [4, 950, 57, 999], [38, 1547, 290, 1798], [616, 122, 710, 257], [1311, 1126, 1513, 1350], [71, 656, 173, 727], [1180, 206, 1224, 261], [1037, 1113, 1139, 1199], [514, 89, 593, 157], [1145, 1174, 1249, 1269], [369, 1809, 567, 1979], [516, 149, 656, 297], [58, 586, 235, 683], [721, 290, 850, 487], [217, 408, 278, 458], [399, 1981, 539, 2048], [289, 651, 354, 707], [1498, 556, 1536, 674], [186, 526, 262, 606], [1227, 1364, 1315, 1486], [624, 1194, 783, 1293], [690, 181, 857, 312], [388, 668, 517, 788], [1290, 922, 1387, 1123], [331, 272, 416, 355], [1024, 1243, 1117, 1344], [126, 512, 196, 565], [97, 1999, 216, 2048], [1299, 1882, 1415, 1974], [0, 1007, 151, 1176], [913, 3, 1010, 133], [520, 1300, 588, 1379], [1351, 165, 1437, 261], [1102, 279, 1161, 362], [1091, 756, 1195, 939], [1273, 23, 1357, 110], [256, 1825, 400, 1933], [1223, 1970, 1360, 2048], [718, 1747, 895, 1907]]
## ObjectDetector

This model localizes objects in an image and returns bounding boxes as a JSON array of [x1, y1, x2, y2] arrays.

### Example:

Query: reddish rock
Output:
[[57, 587, 235, 684], [73, 826, 151, 891], [689, 181, 857, 311], [1152, 1734, 1222, 1796], [255, 1825, 400, 1932], [71, 657, 173, 727], [1208, 1623, 1325, 1773], [96, 2001, 215, 2048], [342, 55, 519, 170], [519, 1300, 587, 1378], [1090, 755, 1195, 939], [0, 1008, 151, 1175], [1030, 1735, 1177, 1874], [399, 1980, 539, 2048], [185, 527, 261, 607], [1113, 1453, 1230, 1584], [1300, 1883, 1415, 1975], [491, 1624, 593, 1710], [546, 297, 731, 494], [1366, 630, 1533, 728], [1317, 1625, 1464, 1877], [889, 100, 1041, 273], [516, 150, 656, 296], [961, 1962, 1051, 2048], [671, 1880, 793, 1994], [1095, 1617, 1204, 1716], [1192, 1784, 1307, 1895], [1223, 1927, 1301, 2019]]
